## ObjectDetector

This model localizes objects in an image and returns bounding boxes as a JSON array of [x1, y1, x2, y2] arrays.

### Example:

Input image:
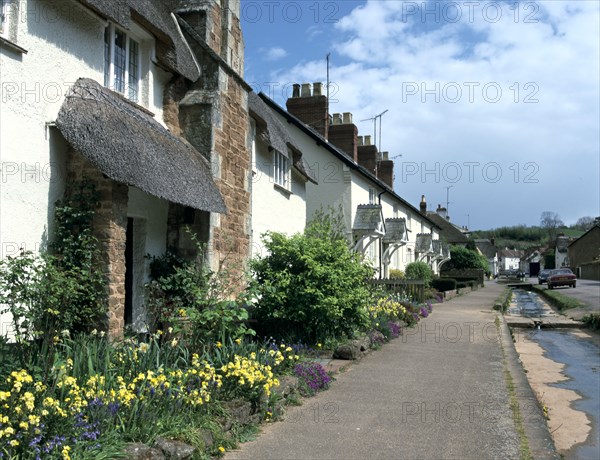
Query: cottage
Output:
[[568, 224, 600, 280], [0, 0, 251, 338]]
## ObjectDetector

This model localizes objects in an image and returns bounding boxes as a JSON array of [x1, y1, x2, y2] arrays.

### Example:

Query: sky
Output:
[[240, 0, 600, 231]]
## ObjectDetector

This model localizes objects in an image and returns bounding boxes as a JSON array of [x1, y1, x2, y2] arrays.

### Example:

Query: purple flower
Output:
[[419, 306, 429, 318], [294, 362, 331, 394]]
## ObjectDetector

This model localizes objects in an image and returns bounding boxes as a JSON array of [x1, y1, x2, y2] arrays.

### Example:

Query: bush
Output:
[[432, 278, 457, 292], [444, 246, 489, 273], [404, 262, 434, 287], [457, 282, 468, 289], [389, 269, 404, 279], [250, 213, 374, 343]]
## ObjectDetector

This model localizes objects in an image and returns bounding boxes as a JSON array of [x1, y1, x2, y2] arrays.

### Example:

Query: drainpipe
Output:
[[378, 190, 387, 279]]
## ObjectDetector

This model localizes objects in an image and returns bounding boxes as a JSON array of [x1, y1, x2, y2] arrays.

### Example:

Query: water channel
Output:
[[509, 288, 600, 459]]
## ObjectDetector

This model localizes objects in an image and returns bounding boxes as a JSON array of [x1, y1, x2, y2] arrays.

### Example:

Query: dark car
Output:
[[538, 269, 552, 284], [547, 268, 576, 289]]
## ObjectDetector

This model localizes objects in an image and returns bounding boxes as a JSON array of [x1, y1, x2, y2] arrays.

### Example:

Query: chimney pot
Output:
[[343, 112, 352, 124], [313, 82, 322, 96], [332, 113, 343, 125], [301, 83, 311, 97], [292, 83, 300, 98], [382, 151, 389, 160], [364, 135, 372, 146], [357, 136, 364, 146]]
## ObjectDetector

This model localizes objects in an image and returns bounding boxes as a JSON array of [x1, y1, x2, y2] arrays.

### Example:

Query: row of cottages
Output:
[[0, 1, 448, 339], [250, 84, 447, 277], [0, 0, 255, 338]]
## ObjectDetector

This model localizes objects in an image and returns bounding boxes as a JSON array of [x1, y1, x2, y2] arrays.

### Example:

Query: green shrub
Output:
[[145, 230, 255, 346], [404, 262, 434, 287], [444, 246, 489, 274], [456, 282, 468, 289], [250, 213, 374, 343], [389, 269, 405, 279], [432, 278, 457, 292]]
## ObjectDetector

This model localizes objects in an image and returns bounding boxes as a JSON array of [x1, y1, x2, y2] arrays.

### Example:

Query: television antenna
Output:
[[361, 109, 389, 151]]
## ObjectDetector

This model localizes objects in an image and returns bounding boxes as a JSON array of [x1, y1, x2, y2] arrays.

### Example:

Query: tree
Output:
[[443, 246, 489, 274], [573, 216, 595, 232], [540, 211, 564, 241]]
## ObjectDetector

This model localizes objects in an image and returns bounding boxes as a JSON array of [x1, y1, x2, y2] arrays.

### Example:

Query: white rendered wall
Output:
[[251, 137, 308, 258], [0, 0, 174, 331]]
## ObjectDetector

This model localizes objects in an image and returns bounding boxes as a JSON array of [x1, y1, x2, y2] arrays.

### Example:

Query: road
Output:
[[529, 277, 600, 320]]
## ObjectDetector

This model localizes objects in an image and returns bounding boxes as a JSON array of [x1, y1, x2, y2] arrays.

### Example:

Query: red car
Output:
[[547, 268, 576, 289]]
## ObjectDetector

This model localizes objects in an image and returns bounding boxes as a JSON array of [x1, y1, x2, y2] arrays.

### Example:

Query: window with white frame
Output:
[[1, 0, 9, 37], [273, 150, 289, 189], [406, 212, 412, 230], [104, 24, 141, 102], [369, 188, 376, 204]]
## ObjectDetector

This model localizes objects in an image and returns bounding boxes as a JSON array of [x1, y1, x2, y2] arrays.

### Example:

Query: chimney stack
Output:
[[436, 204, 449, 220], [420, 195, 427, 214], [328, 112, 358, 161], [286, 82, 329, 138], [357, 135, 378, 176], [376, 151, 394, 189]]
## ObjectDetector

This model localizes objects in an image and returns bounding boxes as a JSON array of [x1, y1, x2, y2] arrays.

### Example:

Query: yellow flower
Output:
[[216, 341, 222, 348], [218, 446, 225, 452], [179, 308, 187, 317], [317, 343, 322, 348], [62, 445, 71, 460], [235, 338, 241, 344], [171, 338, 178, 347]]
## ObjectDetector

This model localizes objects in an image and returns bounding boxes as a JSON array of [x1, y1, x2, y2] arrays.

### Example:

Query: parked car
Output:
[[547, 268, 576, 289], [538, 269, 552, 284]]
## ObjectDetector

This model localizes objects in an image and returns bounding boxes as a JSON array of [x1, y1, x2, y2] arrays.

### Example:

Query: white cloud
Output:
[[263, 46, 288, 61], [268, 0, 600, 228]]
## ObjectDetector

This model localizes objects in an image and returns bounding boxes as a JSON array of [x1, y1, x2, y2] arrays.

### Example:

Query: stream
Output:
[[510, 288, 600, 459]]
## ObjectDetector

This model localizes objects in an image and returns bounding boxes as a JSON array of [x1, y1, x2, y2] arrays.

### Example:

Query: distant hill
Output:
[[471, 225, 584, 252]]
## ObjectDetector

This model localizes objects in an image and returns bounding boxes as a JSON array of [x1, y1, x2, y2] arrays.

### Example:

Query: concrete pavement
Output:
[[226, 283, 557, 460]]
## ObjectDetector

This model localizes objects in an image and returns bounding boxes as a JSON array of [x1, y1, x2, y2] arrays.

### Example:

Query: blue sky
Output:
[[241, 1, 600, 231]]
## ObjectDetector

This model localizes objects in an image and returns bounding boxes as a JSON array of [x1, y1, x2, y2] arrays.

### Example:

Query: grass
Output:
[[531, 285, 586, 311], [495, 316, 533, 460], [494, 288, 513, 312], [582, 313, 600, 330]]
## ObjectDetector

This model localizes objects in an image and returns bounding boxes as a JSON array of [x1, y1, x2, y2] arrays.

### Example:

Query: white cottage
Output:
[[1, 0, 251, 338], [258, 85, 441, 277]]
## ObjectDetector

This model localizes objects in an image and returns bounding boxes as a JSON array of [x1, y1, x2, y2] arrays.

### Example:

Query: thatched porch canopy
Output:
[[76, 0, 199, 81], [56, 78, 227, 214]]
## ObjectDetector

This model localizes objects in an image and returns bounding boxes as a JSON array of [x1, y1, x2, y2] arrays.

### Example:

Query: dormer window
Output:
[[273, 150, 290, 190], [104, 24, 141, 102]]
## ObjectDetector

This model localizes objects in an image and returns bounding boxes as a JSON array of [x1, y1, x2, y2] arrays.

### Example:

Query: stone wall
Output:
[[66, 150, 128, 339], [177, 0, 251, 286]]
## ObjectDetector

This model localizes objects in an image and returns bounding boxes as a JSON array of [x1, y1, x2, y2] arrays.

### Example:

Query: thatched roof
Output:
[[383, 218, 408, 243], [77, 0, 199, 81], [248, 92, 317, 184], [56, 78, 226, 213], [475, 239, 498, 259], [353, 205, 385, 234], [556, 236, 570, 253]]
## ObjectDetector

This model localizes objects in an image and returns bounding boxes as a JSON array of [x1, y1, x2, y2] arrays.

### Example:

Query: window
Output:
[[273, 150, 289, 189], [104, 24, 141, 102], [369, 188, 376, 204], [406, 212, 412, 230], [1, 0, 9, 37], [393, 205, 399, 218]]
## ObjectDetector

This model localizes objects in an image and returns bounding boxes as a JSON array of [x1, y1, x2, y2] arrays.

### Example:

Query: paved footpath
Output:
[[226, 283, 557, 460]]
